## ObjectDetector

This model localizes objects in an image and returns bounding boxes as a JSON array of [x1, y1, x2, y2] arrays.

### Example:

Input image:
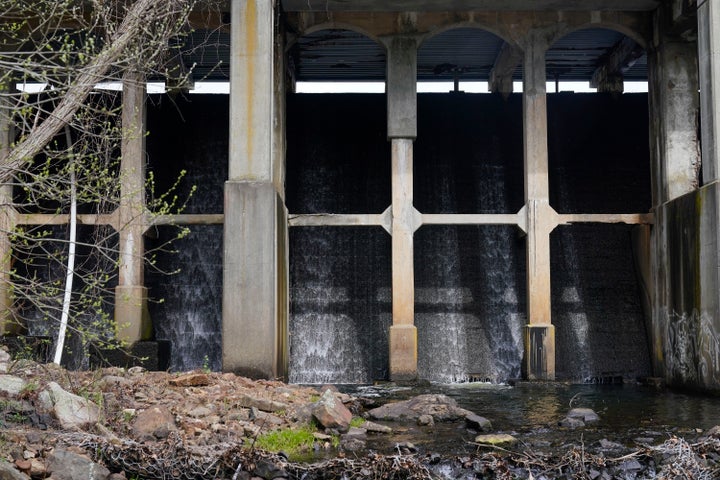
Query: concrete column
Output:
[[0, 83, 18, 335], [223, 0, 288, 379], [648, 40, 700, 205], [698, 0, 720, 182], [522, 33, 555, 380], [387, 36, 419, 381], [115, 72, 151, 344]]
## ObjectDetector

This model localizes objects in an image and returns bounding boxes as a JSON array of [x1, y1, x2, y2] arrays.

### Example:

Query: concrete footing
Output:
[[524, 324, 555, 380], [222, 181, 288, 380], [389, 324, 418, 381], [114, 286, 151, 344]]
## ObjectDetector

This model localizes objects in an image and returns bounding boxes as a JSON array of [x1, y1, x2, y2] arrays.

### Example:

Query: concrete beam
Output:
[[648, 39, 700, 205], [289, 208, 392, 233], [224, 0, 288, 379], [590, 36, 644, 93], [698, 0, 720, 183], [386, 32, 419, 381], [489, 42, 523, 97], [282, 0, 660, 12], [223, 182, 288, 379], [229, 0, 276, 183], [386, 37, 418, 139], [522, 32, 555, 380], [390, 139, 418, 381], [115, 72, 151, 345]]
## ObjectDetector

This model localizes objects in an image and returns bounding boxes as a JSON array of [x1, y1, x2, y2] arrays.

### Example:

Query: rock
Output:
[[0, 375, 27, 396], [169, 373, 210, 387], [251, 409, 284, 426], [132, 406, 176, 440], [363, 421, 392, 434], [342, 427, 367, 439], [0, 461, 29, 480], [341, 438, 366, 451], [187, 405, 213, 418], [236, 394, 289, 413], [253, 459, 286, 479], [367, 394, 473, 422], [559, 417, 585, 429], [311, 390, 352, 431], [417, 414, 434, 426], [465, 413, 492, 432], [598, 438, 624, 450], [100, 375, 131, 389], [616, 459, 643, 472], [37, 382, 100, 430], [567, 408, 600, 423], [474, 434, 518, 447], [394, 442, 418, 454], [45, 449, 110, 480], [702, 425, 720, 439], [0, 348, 10, 370]]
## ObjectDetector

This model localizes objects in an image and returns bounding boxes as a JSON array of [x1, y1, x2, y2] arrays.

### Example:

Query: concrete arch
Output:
[[548, 23, 648, 51], [418, 23, 517, 51], [287, 23, 387, 52]]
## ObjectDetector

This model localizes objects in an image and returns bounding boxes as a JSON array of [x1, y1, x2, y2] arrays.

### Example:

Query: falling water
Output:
[[145, 94, 226, 372]]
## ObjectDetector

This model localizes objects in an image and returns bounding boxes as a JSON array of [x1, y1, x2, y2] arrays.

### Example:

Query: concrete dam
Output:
[[3, 1, 720, 394], [145, 92, 652, 384]]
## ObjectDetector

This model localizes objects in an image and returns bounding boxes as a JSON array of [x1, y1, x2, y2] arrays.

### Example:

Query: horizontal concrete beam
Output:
[[422, 210, 527, 233], [282, 0, 659, 12], [16, 212, 116, 227], [150, 214, 225, 226], [289, 207, 392, 233], [558, 212, 654, 225]]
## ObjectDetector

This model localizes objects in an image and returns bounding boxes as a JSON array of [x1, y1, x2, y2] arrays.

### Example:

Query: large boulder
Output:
[[45, 449, 110, 480], [37, 382, 100, 430], [368, 394, 474, 422], [311, 390, 352, 431]]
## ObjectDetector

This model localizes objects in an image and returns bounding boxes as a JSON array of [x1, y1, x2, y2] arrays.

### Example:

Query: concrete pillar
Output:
[[698, 0, 720, 182], [223, 0, 288, 379], [0, 82, 18, 335], [115, 72, 151, 344], [522, 33, 555, 380], [387, 36, 419, 381], [648, 40, 700, 204]]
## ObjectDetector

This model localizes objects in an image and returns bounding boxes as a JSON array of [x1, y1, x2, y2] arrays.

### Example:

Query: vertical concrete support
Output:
[[224, 0, 288, 379], [0, 84, 18, 335], [387, 36, 418, 381], [522, 34, 555, 380], [698, 0, 720, 182], [648, 40, 700, 204], [115, 73, 151, 344]]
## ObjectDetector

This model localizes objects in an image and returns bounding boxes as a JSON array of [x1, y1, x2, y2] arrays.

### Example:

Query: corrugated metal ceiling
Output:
[[178, 27, 647, 84]]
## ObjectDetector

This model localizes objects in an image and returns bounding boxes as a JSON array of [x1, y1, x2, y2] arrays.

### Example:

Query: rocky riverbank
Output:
[[1, 349, 719, 479]]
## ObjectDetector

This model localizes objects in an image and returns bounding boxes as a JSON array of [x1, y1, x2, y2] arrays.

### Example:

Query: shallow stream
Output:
[[346, 382, 720, 457]]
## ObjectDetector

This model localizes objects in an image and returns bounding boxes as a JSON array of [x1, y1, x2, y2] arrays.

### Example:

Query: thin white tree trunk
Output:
[[53, 127, 77, 365]]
